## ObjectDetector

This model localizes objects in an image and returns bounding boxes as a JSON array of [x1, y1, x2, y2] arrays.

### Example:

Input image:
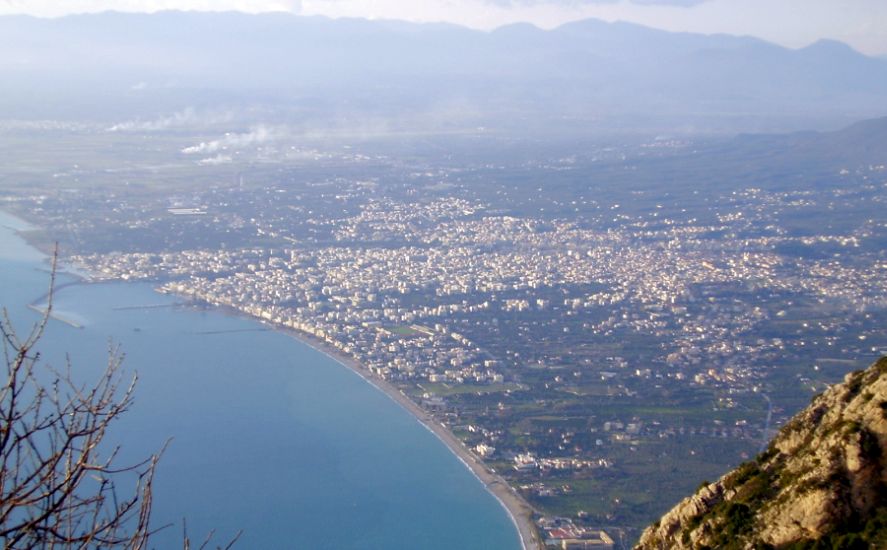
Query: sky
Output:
[[1, 0, 886, 56]]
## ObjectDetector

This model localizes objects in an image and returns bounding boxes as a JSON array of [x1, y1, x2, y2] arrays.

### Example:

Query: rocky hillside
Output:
[[635, 358, 887, 550]]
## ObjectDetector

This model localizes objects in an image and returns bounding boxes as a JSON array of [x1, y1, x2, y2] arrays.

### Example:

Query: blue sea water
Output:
[[0, 211, 520, 549]]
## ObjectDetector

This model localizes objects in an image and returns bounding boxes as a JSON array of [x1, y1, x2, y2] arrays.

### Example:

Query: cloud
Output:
[[0, 0, 301, 17], [630, 0, 710, 5], [107, 107, 237, 132], [482, 0, 709, 6], [181, 125, 283, 154], [197, 154, 233, 165]]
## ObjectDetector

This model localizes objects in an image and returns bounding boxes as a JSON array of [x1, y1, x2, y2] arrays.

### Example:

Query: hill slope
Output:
[[635, 358, 887, 549]]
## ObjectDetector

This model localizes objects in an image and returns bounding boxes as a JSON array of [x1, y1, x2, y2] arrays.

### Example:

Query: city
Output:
[[5, 124, 885, 543]]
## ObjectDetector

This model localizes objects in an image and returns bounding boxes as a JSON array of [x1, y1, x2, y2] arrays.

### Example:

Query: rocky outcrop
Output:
[[635, 357, 887, 549]]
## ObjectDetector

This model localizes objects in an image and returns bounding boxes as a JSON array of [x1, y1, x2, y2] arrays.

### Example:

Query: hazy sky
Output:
[[2, 0, 886, 55]]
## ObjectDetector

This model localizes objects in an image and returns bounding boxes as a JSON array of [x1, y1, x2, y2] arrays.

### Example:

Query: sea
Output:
[[0, 210, 521, 549]]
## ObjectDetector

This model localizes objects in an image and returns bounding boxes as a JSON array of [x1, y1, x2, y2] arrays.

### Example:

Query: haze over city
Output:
[[0, 1, 885, 549]]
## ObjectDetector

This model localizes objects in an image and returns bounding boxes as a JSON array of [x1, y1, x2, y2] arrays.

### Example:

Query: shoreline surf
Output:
[[3, 208, 540, 550], [266, 320, 542, 550]]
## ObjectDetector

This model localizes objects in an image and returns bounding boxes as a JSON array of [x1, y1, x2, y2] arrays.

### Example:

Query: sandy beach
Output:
[[7, 228, 542, 548], [276, 325, 544, 550], [153, 294, 545, 549], [5, 210, 541, 549]]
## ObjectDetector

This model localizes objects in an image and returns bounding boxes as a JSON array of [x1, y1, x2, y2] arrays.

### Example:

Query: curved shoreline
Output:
[[100, 286, 544, 549], [274, 324, 542, 550], [3, 210, 541, 549]]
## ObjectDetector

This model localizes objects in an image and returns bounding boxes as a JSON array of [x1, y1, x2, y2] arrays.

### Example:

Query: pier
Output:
[[26, 304, 84, 329]]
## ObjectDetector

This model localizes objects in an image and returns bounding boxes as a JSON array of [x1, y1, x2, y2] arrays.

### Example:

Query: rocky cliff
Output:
[[635, 357, 887, 550]]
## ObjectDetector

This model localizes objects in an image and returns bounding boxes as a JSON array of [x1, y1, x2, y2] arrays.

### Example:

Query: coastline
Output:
[[2, 209, 541, 550], [171, 294, 543, 550], [271, 323, 542, 550]]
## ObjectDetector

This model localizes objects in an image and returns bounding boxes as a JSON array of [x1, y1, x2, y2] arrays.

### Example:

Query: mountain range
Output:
[[2, 11, 886, 133]]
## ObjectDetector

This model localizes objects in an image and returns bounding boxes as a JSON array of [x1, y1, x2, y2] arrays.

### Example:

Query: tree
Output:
[[0, 257, 238, 549]]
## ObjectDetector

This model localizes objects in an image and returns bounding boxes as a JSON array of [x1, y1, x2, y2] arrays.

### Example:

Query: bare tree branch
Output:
[[1, 250, 239, 549]]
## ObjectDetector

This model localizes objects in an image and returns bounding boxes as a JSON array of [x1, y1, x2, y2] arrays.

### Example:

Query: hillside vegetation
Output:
[[636, 357, 887, 549]]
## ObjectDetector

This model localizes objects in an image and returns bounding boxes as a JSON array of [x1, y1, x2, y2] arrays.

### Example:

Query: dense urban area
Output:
[[3, 124, 886, 546]]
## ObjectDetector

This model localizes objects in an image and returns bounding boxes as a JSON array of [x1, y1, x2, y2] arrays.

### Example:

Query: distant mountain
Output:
[[635, 357, 887, 549], [551, 115, 887, 201], [698, 115, 887, 178], [806, 116, 887, 164], [698, 115, 887, 185], [1, 11, 887, 132]]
